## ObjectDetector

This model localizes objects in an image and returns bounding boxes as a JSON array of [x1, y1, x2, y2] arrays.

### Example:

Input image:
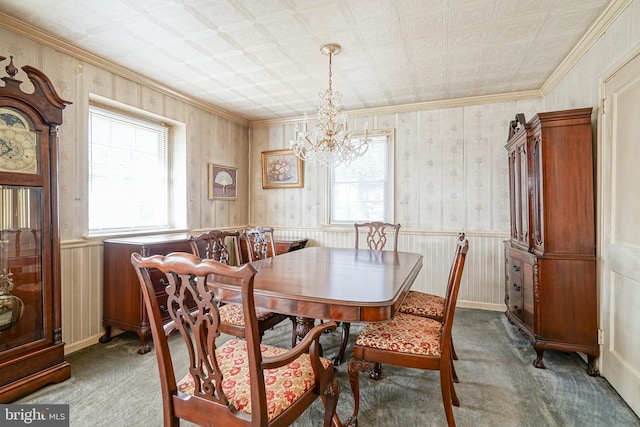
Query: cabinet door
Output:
[[530, 132, 544, 253], [513, 141, 529, 248], [507, 150, 518, 241]]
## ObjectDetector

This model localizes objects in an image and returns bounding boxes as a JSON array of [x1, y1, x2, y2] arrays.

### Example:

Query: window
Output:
[[329, 130, 394, 224], [88, 105, 170, 235]]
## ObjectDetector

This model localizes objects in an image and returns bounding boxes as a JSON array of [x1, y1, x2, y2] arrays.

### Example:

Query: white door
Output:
[[600, 49, 640, 417]]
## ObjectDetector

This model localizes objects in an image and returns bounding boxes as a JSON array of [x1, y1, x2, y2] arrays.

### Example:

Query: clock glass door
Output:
[[0, 186, 45, 355]]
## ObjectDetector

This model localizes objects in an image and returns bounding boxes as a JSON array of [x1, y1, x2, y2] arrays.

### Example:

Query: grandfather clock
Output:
[[0, 56, 71, 401]]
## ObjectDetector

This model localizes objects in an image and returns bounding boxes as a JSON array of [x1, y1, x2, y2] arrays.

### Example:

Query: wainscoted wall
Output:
[[59, 230, 506, 353], [61, 242, 103, 353], [272, 228, 508, 310]]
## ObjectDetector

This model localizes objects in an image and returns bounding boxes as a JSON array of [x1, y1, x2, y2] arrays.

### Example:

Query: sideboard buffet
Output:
[[100, 232, 308, 354]]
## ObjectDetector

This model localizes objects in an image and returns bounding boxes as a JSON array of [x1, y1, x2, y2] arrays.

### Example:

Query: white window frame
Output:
[[88, 103, 173, 236], [327, 128, 395, 225]]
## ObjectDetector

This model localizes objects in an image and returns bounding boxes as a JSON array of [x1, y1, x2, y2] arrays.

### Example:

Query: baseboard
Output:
[[64, 329, 126, 355], [458, 300, 505, 312]]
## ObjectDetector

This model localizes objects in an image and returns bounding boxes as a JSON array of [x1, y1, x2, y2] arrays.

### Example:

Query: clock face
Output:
[[0, 109, 38, 174]]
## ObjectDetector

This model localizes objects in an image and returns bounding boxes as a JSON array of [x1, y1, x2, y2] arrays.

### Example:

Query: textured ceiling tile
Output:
[[0, 0, 611, 121]]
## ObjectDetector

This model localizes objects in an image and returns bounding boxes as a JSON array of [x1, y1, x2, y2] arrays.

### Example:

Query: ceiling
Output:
[[0, 0, 613, 123]]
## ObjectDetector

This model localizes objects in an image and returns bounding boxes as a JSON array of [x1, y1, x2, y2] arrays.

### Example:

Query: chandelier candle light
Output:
[[290, 43, 369, 167]]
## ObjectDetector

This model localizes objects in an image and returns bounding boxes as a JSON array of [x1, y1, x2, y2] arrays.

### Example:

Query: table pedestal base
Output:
[[294, 316, 316, 345]]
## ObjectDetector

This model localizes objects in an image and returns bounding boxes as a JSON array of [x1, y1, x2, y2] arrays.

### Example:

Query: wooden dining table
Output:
[[210, 246, 424, 347], [210, 246, 422, 427]]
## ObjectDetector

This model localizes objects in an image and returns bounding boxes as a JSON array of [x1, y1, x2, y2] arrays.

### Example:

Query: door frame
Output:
[[597, 41, 640, 417]]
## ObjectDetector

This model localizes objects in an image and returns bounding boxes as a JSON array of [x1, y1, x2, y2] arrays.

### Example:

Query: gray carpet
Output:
[[16, 309, 640, 426]]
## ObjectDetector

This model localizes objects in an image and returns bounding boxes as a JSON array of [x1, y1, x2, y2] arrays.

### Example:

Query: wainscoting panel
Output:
[[274, 228, 507, 310], [61, 242, 104, 354]]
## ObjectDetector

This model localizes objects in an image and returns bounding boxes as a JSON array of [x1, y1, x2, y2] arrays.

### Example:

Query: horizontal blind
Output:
[[88, 106, 169, 234]]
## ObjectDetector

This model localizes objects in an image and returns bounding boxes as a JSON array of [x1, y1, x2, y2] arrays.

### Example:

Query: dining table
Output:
[[209, 246, 423, 427], [210, 246, 424, 349]]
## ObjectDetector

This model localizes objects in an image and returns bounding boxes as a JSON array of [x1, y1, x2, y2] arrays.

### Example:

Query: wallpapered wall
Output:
[[250, 100, 543, 232], [0, 27, 250, 242]]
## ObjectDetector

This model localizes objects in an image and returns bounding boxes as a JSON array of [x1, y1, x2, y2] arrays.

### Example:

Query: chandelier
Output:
[[290, 43, 369, 167]]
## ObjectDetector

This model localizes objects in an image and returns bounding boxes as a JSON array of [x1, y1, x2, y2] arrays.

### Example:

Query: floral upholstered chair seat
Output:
[[398, 290, 445, 319], [355, 312, 442, 356], [219, 304, 277, 326], [177, 338, 333, 421]]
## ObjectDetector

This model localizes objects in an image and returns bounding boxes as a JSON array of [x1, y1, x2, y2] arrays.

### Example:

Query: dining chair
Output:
[[131, 251, 341, 427], [397, 232, 466, 380], [189, 230, 291, 341], [241, 226, 298, 347], [333, 221, 401, 365], [189, 229, 242, 266], [242, 226, 277, 262], [354, 221, 401, 252], [345, 236, 469, 427]]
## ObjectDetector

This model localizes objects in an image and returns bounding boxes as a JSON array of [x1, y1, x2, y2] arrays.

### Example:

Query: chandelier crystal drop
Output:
[[290, 43, 369, 167]]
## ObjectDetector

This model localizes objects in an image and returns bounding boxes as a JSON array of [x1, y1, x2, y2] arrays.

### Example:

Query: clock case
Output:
[[0, 56, 71, 402]]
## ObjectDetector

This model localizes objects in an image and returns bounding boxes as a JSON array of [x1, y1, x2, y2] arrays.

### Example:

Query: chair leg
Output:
[[333, 322, 351, 365], [450, 366, 460, 407], [345, 358, 369, 427], [290, 317, 297, 348], [451, 355, 459, 383], [440, 366, 457, 427], [369, 362, 382, 380], [322, 377, 340, 427], [451, 339, 458, 361]]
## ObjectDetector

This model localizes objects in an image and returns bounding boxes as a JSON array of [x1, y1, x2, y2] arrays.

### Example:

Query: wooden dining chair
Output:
[[397, 232, 466, 380], [345, 236, 469, 427], [189, 230, 291, 341], [242, 226, 277, 262], [354, 221, 401, 252], [333, 221, 401, 365], [241, 226, 298, 347], [189, 229, 242, 266], [131, 251, 341, 427]]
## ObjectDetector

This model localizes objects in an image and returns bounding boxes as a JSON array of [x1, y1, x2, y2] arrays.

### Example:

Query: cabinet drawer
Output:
[[507, 277, 524, 320], [508, 258, 523, 277], [152, 274, 197, 322], [506, 258, 524, 320], [148, 269, 169, 293], [154, 291, 172, 322]]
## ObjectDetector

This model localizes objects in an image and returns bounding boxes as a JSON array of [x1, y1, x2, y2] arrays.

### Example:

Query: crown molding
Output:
[[540, 0, 632, 95], [250, 90, 542, 128], [0, 12, 249, 127]]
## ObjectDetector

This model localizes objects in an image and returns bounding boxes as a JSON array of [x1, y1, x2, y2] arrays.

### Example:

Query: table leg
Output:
[[295, 316, 322, 355], [295, 316, 316, 344]]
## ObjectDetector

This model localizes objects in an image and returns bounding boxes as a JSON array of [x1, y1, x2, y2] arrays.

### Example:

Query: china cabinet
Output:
[[0, 56, 71, 401], [504, 108, 599, 375]]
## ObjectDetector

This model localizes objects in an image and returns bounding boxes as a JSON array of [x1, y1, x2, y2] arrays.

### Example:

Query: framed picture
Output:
[[208, 164, 237, 199], [261, 149, 304, 189]]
